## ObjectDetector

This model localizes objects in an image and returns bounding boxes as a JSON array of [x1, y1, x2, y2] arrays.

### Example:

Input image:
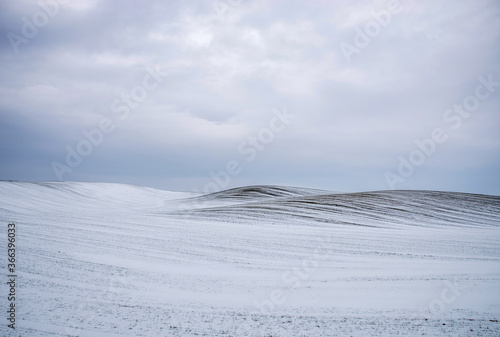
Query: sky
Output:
[[0, 0, 499, 195]]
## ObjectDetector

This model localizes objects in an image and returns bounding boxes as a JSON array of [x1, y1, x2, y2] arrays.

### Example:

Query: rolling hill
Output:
[[0, 181, 499, 336]]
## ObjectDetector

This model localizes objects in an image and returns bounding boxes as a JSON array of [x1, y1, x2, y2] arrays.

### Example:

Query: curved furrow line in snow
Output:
[[182, 190, 500, 229]]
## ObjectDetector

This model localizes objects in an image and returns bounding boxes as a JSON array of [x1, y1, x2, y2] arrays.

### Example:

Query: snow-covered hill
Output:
[[0, 181, 499, 336]]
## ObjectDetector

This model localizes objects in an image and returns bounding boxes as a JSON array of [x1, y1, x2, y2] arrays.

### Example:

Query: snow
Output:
[[0, 181, 499, 336]]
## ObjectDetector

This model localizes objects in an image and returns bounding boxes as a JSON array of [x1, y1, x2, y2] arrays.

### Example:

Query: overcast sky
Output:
[[1, 0, 499, 194]]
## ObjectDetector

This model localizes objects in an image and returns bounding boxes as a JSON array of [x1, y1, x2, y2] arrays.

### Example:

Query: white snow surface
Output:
[[0, 181, 499, 336]]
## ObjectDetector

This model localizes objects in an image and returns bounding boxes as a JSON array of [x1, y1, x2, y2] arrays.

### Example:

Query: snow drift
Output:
[[0, 181, 499, 336]]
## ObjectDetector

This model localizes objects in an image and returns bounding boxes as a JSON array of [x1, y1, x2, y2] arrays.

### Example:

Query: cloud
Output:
[[1, 0, 499, 194]]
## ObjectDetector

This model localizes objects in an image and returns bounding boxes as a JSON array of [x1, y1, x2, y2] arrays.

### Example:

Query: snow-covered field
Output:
[[1, 181, 499, 336]]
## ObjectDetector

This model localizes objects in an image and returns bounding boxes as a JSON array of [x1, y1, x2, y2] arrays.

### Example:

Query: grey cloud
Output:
[[1, 0, 499, 194]]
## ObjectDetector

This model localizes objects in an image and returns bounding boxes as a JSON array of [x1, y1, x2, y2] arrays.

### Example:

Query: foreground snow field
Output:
[[1, 181, 499, 336]]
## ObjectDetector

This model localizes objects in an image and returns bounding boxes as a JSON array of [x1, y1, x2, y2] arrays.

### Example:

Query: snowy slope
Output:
[[0, 181, 499, 336], [180, 190, 500, 228]]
